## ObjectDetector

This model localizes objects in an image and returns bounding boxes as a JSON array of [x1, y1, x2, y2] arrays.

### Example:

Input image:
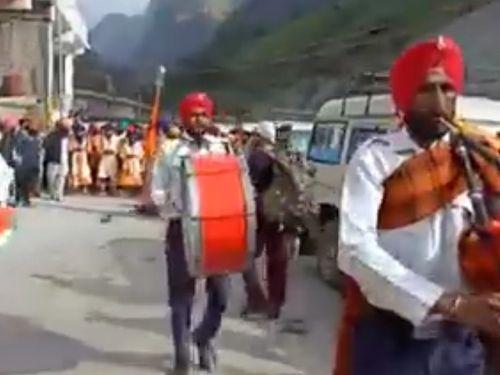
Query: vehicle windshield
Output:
[[307, 122, 346, 165], [346, 126, 389, 162], [290, 130, 312, 155]]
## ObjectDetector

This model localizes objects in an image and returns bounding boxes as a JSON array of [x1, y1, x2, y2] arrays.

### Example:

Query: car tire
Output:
[[316, 218, 342, 290]]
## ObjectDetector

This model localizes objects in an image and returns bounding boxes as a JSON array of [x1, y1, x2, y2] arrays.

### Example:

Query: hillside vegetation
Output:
[[78, 0, 498, 116], [164, 0, 493, 115]]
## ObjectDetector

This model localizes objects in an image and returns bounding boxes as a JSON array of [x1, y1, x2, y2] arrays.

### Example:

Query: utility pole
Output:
[[56, 0, 64, 118], [136, 65, 166, 215], [45, 0, 55, 129]]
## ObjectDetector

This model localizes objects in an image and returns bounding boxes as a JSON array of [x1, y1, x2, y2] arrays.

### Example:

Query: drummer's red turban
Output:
[[179, 92, 215, 125], [390, 36, 464, 114]]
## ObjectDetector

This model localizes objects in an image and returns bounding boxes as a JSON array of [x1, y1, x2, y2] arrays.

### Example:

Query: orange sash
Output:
[[379, 142, 500, 230]]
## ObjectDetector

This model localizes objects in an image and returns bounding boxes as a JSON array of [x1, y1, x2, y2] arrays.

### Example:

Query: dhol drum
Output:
[[0, 206, 15, 247], [180, 153, 256, 278], [0, 159, 15, 247]]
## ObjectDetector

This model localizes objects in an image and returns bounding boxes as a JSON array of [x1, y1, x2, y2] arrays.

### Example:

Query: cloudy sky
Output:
[[77, 0, 150, 29]]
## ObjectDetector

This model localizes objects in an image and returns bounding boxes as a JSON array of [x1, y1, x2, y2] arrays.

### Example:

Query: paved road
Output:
[[0, 197, 341, 374]]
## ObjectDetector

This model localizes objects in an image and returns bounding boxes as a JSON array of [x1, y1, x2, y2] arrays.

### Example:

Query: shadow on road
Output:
[[31, 238, 167, 305], [0, 313, 170, 373], [29, 237, 305, 374]]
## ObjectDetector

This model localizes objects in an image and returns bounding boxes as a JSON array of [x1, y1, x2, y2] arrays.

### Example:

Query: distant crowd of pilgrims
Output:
[[0, 113, 270, 205], [66, 120, 148, 194]]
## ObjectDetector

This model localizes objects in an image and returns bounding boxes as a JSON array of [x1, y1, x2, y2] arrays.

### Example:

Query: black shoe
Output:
[[173, 355, 190, 374], [268, 304, 282, 321], [171, 368, 189, 374], [241, 304, 268, 321], [196, 341, 217, 372]]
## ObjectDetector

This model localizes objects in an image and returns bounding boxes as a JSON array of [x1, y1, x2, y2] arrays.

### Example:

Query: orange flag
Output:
[[144, 89, 161, 160]]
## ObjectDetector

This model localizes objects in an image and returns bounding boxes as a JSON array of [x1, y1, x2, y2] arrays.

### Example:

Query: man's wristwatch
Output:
[[433, 292, 465, 320]]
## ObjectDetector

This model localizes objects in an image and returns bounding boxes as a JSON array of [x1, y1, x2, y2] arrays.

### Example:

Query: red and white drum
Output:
[[180, 153, 256, 278], [0, 206, 14, 248]]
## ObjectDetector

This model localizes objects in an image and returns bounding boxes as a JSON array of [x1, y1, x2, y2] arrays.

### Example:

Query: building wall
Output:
[[0, 0, 32, 11], [0, 20, 46, 98], [74, 97, 143, 119]]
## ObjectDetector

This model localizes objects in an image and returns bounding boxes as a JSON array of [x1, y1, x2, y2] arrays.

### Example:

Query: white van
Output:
[[287, 122, 313, 155], [306, 93, 500, 287]]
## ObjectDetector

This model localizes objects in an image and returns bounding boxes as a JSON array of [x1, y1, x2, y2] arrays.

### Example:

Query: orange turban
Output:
[[390, 36, 464, 114], [179, 92, 215, 125]]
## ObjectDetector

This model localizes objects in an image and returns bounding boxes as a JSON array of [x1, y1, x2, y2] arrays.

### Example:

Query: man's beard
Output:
[[186, 123, 207, 138], [405, 111, 450, 145]]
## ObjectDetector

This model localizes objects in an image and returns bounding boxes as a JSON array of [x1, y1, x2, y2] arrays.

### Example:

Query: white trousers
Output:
[[46, 163, 67, 201]]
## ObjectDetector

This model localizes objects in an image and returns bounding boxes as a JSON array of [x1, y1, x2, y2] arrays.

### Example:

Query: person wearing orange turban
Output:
[[390, 36, 465, 143], [151, 92, 230, 373], [333, 36, 500, 375], [178, 91, 225, 138], [179, 92, 215, 126], [390, 36, 464, 114]]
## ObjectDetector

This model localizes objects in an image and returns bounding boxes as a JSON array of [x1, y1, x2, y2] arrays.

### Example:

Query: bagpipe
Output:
[[440, 118, 500, 370], [439, 118, 500, 292]]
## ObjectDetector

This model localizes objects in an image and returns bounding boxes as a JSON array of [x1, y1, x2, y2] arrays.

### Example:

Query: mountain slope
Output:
[[90, 13, 146, 66], [90, 0, 245, 68], [166, 0, 495, 115], [204, 0, 330, 63], [78, 0, 500, 116], [77, 0, 148, 28], [133, 0, 218, 68]]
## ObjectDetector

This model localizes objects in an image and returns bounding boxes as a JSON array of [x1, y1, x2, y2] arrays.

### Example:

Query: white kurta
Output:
[[98, 135, 120, 180], [338, 128, 472, 330], [151, 134, 229, 220], [0, 155, 13, 205]]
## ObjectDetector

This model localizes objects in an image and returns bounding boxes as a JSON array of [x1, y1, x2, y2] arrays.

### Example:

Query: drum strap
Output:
[[166, 142, 185, 213]]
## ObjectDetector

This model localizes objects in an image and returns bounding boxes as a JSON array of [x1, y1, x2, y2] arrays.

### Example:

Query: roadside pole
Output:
[[44, 2, 55, 130], [136, 65, 166, 215]]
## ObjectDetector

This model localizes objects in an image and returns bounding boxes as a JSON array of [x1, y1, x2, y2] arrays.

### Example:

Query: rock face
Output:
[[81, 0, 500, 111], [88, 0, 331, 68], [89, 0, 247, 68], [90, 13, 146, 67]]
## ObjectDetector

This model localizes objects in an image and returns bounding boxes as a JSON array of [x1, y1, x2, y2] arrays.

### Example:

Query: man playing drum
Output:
[[334, 36, 500, 374], [151, 92, 230, 373]]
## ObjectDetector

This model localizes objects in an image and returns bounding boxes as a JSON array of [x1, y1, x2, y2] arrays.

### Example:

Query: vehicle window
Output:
[[307, 122, 346, 165], [346, 127, 389, 162], [290, 130, 312, 155]]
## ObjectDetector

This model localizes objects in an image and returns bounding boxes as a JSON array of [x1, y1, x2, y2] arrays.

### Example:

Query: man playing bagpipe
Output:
[[334, 36, 500, 374]]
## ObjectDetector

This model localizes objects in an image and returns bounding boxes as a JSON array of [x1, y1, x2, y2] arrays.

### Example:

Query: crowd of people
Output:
[[2, 34, 500, 375], [151, 36, 500, 375], [0, 116, 154, 206]]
